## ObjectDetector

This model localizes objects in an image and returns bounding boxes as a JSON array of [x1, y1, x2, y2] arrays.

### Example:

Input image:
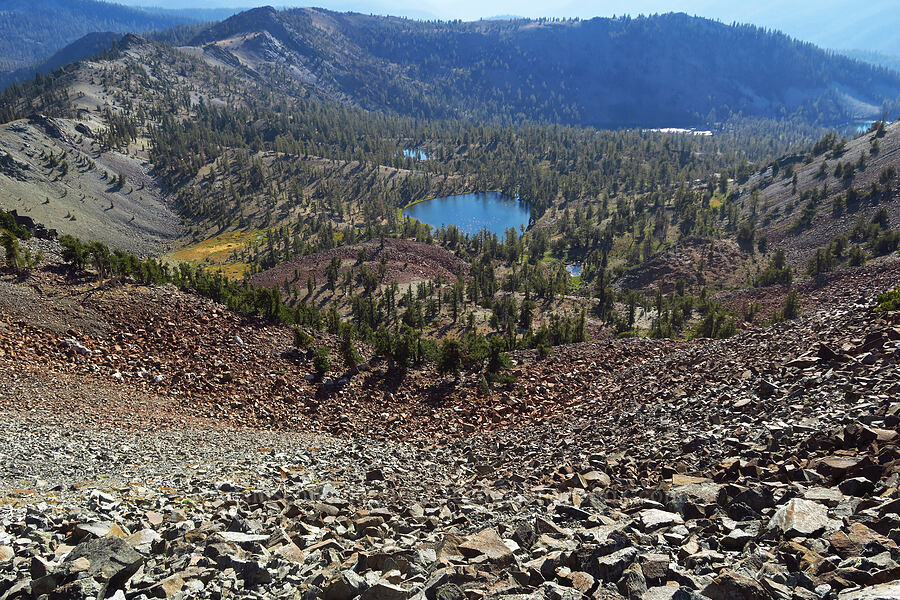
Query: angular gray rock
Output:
[[64, 537, 144, 590], [638, 509, 684, 532], [458, 528, 515, 566], [767, 499, 840, 538]]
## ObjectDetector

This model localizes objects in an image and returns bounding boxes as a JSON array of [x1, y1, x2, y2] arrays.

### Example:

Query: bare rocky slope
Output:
[[250, 238, 469, 293], [0, 115, 182, 256], [741, 122, 900, 269], [0, 240, 899, 600]]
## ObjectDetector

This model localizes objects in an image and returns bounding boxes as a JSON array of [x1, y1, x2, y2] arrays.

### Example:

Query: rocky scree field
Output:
[[0, 242, 900, 600]]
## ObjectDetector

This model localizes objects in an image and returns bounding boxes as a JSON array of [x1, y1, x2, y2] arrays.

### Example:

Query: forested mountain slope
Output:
[[0, 32, 125, 90], [0, 0, 193, 77], [185, 7, 900, 129]]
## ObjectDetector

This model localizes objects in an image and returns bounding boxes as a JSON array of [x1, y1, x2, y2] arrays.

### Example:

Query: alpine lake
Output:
[[403, 192, 531, 237]]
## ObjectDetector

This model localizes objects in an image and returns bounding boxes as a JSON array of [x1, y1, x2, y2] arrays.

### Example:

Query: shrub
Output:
[[691, 306, 737, 339], [776, 289, 802, 321], [312, 346, 331, 376], [791, 199, 816, 232], [477, 374, 491, 396], [293, 327, 312, 348], [437, 339, 462, 376], [875, 288, 900, 312], [870, 231, 900, 257], [754, 249, 792, 287], [0, 212, 31, 239], [848, 246, 867, 266], [536, 343, 552, 359], [59, 234, 88, 271], [736, 223, 755, 252], [486, 337, 512, 378], [744, 302, 760, 323], [340, 327, 362, 371], [1, 230, 21, 271], [807, 248, 837, 276]]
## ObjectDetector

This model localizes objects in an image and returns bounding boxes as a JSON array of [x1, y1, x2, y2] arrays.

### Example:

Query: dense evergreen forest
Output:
[[186, 8, 900, 129], [0, 0, 192, 75]]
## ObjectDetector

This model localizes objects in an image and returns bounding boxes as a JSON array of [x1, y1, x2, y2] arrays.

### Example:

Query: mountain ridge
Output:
[[0, 32, 125, 90], [179, 7, 900, 129]]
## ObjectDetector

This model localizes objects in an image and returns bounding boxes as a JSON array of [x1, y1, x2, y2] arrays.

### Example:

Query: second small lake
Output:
[[566, 263, 583, 277], [403, 192, 530, 237]]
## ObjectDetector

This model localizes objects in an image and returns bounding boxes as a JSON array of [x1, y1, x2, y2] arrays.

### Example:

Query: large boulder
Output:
[[702, 570, 771, 600], [830, 523, 896, 559], [324, 570, 368, 600], [838, 583, 900, 599], [585, 547, 640, 583], [360, 581, 412, 600], [64, 537, 143, 589], [666, 482, 721, 519], [638, 510, 684, 532], [767, 499, 840, 538], [732, 486, 776, 513], [458, 528, 515, 567]]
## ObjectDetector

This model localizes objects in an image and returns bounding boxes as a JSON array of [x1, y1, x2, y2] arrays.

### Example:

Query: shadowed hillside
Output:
[[185, 7, 900, 129], [0, 0, 194, 80]]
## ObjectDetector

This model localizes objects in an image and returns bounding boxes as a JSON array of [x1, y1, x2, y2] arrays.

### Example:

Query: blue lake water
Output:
[[403, 192, 530, 237], [403, 148, 429, 160]]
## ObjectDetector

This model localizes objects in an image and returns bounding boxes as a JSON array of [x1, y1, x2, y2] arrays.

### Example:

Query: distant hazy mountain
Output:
[[485, 0, 900, 55], [142, 7, 244, 22], [0, 0, 195, 77], [842, 50, 900, 74], [678, 0, 900, 55], [0, 32, 124, 90], [116, 0, 438, 20], [111, 0, 900, 54], [183, 7, 900, 129]]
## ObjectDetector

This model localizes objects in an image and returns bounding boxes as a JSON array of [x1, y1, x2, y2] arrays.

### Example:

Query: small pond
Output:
[[566, 263, 583, 277], [402, 148, 429, 160], [403, 192, 530, 237]]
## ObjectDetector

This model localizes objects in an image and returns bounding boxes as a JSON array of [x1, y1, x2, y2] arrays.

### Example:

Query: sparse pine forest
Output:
[[1, 8, 899, 381]]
